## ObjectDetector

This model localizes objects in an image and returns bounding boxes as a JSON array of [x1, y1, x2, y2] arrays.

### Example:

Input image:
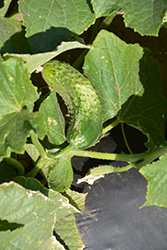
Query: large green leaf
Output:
[[119, 52, 167, 150], [83, 30, 144, 122], [83, 30, 167, 150], [140, 153, 167, 208], [39, 91, 66, 145], [4, 41, 91, 73], [0, 181, 57, 250], [19, 0, 95, 52], [55, 213, 84, 250], [0, 57, 46, 158], [13, 176, 85, 250], [91, 0, 167, 35], [48, 188, 84, 250]]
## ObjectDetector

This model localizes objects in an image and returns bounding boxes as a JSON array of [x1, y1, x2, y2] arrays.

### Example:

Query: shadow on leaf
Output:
[[118, 51, 167, 150], [1, 26, 77, 54], [0, 219, 24, 231]]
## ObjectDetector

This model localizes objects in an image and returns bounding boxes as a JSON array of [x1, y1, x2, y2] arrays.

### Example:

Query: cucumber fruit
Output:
[[42, 60, 102, 149]]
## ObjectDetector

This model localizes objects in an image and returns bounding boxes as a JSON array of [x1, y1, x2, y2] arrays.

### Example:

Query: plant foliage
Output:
[[0, 0, 167, 249]]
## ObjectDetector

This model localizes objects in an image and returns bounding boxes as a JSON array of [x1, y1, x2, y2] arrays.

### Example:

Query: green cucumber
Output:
[[42, 60, 102, 149]]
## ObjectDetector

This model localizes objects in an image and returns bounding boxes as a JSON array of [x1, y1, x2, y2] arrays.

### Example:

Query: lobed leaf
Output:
[[91, 0, 167, 35], [0, 181, 57, 250], [0, 57, 46, 159], [13, 176, 85, 249], [83, 30, 144, 123], [19, 0, 95, 52], [140, 153, 167, 208], [49, 188, 84, 250], [0, 17, 22, 53], [119, 52, 167, 150], [84, 30, 167, 150]]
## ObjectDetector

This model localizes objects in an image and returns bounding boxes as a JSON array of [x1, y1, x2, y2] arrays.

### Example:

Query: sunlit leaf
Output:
[[19, 0, 95, 52], [91, 0, 167, 35], [0, 57, 46, 159], [140, 153, 167, 208], [84, 30, 167, 150], [13, 176, 84, 250], [39, 91, 66, 145], [0, 182, 56, 249]]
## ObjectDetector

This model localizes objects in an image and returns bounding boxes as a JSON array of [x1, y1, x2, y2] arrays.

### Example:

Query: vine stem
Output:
[[48, 144, 147, 163], [102, 118, 119, 135], [53, 143, 167, 165], [121, 123, 133, 154], [132, 145, 167, 169], [98, 11, 117, 30], [72, 49, 89, 69], [30, 130, 46, 159], [4, 157, 25, 176], [70, 148, 147, 162]]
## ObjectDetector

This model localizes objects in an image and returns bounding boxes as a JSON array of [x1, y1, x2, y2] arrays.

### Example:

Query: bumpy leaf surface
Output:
[[84, 30, 167, 150], [91, 0, 167, 35], [19, 0, 95, 52], [140, 152, 167, 208], [0, 182, 57, 250], [0, 57, 46, 158]]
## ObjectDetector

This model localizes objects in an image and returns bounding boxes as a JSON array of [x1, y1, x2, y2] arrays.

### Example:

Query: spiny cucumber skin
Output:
[[42, 61, 102, 149]]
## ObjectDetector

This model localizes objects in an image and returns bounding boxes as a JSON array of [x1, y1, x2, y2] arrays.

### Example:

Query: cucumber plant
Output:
[[1, 0, 167, 249]]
